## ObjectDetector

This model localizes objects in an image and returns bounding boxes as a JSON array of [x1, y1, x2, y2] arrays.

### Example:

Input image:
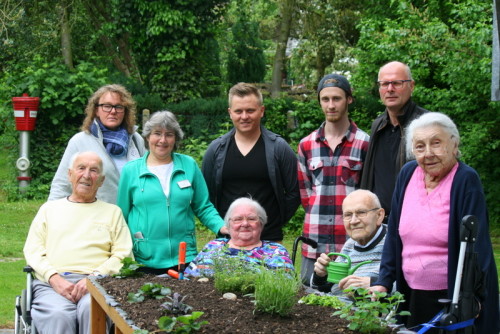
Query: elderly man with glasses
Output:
[[310, 189, 386, 295], [360, 61, 430, 221]]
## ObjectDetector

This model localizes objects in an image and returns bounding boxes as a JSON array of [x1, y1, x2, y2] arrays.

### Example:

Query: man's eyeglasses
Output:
[[342, 208, 380, 222], [377, 80, 412, 89], [97, 104, 125, 113], [230, 215, 260, 224]]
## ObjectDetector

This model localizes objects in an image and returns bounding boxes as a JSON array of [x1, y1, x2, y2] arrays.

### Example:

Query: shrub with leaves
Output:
[[250, 268, 301, 317], [299, 293, 344, 309], [212, 248, 259, 295], [113, 257, 144, 278], [128, 283, 172, 303], [333, 287, 410, 333]]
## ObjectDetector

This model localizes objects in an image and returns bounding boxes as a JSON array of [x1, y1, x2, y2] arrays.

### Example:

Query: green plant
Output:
[[128, 283, 172, 303], [113, 257, 145, 278], [133, 311, 208, 334], [333, 287, 410, 333], [299, 293, 344, 309], [250, 268, 301, 317], [212, 250, 259, 295], [161, 292, 193, 315]]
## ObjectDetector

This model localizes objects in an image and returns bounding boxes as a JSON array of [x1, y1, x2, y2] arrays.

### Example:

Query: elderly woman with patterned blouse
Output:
[[184, 197, 294, 277]]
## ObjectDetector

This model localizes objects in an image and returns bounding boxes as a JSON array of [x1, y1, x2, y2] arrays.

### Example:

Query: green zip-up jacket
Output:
[[117, 151, 224, 269]]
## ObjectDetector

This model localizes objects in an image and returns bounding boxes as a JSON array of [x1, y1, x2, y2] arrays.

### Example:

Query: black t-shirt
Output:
[[220, 135, 281, 240], [372, 124, 401, 216]]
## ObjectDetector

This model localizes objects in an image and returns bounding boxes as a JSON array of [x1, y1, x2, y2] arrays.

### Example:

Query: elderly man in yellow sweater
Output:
[[23, 151, 133, 334]]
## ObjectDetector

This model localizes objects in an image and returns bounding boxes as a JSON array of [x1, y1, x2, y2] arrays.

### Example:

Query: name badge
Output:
[[177, 180, 191, 188]]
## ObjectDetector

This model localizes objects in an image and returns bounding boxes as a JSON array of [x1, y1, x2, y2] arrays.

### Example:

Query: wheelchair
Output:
[[14, 266, 37, 334]]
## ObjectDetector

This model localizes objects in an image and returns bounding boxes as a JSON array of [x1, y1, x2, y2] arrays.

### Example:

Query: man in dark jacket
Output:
[[360, 61, 429, 218], [202, 83, 300, 242]]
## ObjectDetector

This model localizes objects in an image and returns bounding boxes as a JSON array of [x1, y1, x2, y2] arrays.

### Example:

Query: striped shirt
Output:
[[297, 121, 369, 259]]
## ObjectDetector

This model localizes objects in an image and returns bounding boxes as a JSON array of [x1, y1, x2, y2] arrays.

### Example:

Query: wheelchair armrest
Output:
[[23, 266, 34, 273]]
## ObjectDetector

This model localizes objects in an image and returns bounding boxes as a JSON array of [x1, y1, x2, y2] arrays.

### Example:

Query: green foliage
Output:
[[288, 99, 325, 143], [118, 0, 230, 102], [159, 311, 208, 333], [0, 57, 110, 200], [353, 0, 499, 226], [128, 283, 172, 303], [113, 257, 145, 278], [227, 19, 266, 84], [260, 97, 295, 142], [333, 288, 409, 333], [250, 268, 301, 317], [165, 97, 229, 139], [213, 250, 258, 295], [161, 293, 193, 315], [299, 293, 344, 309]]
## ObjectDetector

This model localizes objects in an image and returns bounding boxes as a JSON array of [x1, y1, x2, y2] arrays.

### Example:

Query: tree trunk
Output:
[[82, 0, 141, 82], [271, 0, 295, 98], [60, 2, 74, 70]]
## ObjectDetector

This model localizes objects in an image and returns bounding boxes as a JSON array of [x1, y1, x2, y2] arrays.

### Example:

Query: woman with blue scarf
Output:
[[48, 84, 146, 204]]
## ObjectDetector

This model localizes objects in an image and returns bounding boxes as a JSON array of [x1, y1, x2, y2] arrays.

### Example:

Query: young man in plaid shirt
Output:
[[297, 74, 370, 285]]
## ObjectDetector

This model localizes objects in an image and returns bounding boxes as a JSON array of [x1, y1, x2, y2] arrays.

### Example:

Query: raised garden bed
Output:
[[93, 274, 397, 333]]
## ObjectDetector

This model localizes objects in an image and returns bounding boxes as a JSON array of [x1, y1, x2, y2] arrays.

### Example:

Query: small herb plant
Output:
[[333, 287, 410, 333], [133, 312, 208, 334], [161, 292, 193, 315], [250, 268, 301, 317], [114, 257, 145, 278], [299, 293, 344, 309], [128, 283, 172, 303], [212, 249, 258, 295]]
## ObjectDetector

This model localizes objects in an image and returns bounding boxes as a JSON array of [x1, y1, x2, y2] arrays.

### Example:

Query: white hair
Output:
[[405, 112, 461, 160]]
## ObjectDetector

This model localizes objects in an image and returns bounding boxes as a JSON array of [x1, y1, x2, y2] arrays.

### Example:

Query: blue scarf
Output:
[[91, 119, 129, 157]]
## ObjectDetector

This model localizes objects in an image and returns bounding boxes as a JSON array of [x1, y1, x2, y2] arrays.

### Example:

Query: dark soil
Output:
[[98, 275, 396, 334]]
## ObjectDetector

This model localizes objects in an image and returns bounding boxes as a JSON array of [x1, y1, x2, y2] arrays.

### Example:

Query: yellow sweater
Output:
[[24, 198, 133, 282]]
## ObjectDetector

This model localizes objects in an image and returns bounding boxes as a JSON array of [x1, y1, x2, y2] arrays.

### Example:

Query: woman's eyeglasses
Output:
[[97, 104, 125, 114]]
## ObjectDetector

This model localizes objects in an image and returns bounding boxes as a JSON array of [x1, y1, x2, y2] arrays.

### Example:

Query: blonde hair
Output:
[[81, 84, 137, 134]]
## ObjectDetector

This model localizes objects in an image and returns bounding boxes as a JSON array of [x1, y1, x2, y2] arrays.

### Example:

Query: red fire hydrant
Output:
[[12, 93, 40, 192]]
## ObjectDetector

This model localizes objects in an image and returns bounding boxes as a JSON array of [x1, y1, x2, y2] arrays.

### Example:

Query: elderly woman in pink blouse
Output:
[[370, 112, 498, 333]]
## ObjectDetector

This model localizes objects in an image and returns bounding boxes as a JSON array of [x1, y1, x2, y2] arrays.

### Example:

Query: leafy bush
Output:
[[333, 287, 409, 333], [113, 257, 144, 278], [299, 293, 344, 309], [212, 252, 258, 295]]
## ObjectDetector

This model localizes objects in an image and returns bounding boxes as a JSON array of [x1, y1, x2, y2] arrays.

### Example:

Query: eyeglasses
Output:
[[377, 80, 412, 89], [97, 104, 125, 113], [342, 208, 380, 222], [230, 215, 260, 224]]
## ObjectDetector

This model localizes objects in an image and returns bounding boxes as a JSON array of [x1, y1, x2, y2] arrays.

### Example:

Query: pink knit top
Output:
[[399, 163, 458, 290]]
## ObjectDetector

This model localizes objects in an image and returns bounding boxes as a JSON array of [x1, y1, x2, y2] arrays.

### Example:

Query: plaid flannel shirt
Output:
[[297, 121, 369, 259]]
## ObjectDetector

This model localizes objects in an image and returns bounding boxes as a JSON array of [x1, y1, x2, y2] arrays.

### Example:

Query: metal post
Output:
[[16, 131, 32, 193]]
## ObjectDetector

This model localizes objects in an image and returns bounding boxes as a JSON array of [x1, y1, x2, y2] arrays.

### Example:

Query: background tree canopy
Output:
[[0, 0, 498, 226]]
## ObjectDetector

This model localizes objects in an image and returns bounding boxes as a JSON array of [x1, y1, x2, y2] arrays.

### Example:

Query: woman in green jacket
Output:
[[117, 111, 228, 274]]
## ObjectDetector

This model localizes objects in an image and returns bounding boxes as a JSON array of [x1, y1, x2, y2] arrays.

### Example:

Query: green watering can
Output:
[[326, 252, 372, 284]]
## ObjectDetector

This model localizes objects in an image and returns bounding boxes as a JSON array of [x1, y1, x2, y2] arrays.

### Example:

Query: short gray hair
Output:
[[344, 189, 381, 209], [223, 197, 267, 229], [142, 111, 184, 150], [68, 151, 104, 176], [405, 112, 461, 160]]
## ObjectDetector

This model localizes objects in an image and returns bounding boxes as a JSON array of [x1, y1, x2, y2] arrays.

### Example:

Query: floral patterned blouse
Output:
[[184, 238, 294, 277]]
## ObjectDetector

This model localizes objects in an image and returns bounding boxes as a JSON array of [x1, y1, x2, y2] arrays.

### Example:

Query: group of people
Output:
[[23, 60, 499, 333]]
